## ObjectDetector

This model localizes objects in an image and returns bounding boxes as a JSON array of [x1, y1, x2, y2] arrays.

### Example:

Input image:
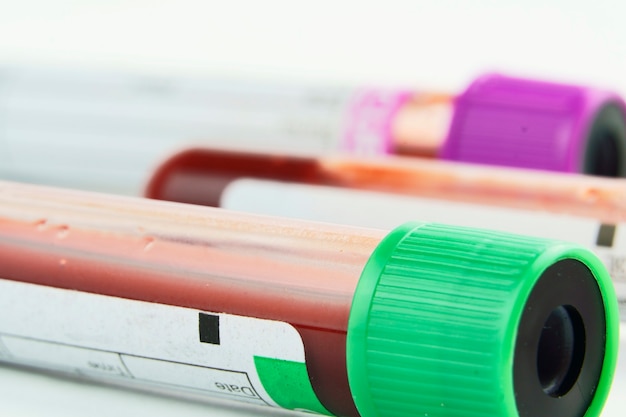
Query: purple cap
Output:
[[440, 74, 626, 177]]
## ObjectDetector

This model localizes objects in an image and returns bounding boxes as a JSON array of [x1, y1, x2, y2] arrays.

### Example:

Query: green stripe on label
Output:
[[254, 356, 331, 415]]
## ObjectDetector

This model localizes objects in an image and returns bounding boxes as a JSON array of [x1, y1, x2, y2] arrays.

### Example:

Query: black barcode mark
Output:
[[596, 224, 616, 247], [199, 313, 220, 345]]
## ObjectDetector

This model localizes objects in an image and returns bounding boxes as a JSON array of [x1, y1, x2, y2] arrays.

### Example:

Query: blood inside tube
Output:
[[0, 183, 386, 416], [145, 148, 626, 224], [390, 92, 454, 157]]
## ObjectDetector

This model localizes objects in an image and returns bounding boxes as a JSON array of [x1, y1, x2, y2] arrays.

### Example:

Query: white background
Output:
[[0, 1, 625, 416], [1, 0, 626, 93]]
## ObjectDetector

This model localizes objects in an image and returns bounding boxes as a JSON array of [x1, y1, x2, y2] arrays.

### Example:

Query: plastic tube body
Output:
[[146, 148, 626, 223], [0, 180, 385, 416], [0, 181, 619, 417], [0, 66, 449, 195], [1, 66, 624, 196]]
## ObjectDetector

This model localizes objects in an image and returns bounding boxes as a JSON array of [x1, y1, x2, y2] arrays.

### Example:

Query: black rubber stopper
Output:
[[514, 259, 606, 417], [584, 103, 626, 177]]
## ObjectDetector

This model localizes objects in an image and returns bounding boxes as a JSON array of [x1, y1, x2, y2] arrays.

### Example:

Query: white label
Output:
[[222, 178, 626, 307], [0, 279, 308, 407]]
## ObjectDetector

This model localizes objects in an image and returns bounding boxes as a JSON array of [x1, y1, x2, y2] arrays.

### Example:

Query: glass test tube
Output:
[[145, 148, 626, 313], [0, 180, 619, 417], [0, 66, 624, 195]]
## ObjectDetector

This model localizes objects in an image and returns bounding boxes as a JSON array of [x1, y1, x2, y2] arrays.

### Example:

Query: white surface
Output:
[[0, 1, 625, 416]]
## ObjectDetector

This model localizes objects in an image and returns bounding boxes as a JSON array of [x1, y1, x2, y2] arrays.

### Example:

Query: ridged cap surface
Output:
[[441, 74, 626, 176], [346, 222, 618, 417]]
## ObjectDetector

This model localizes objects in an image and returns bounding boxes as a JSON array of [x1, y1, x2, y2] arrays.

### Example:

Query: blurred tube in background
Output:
[[145, 147, 626, 315], [0, 180, 619, 417], [0, 66, 624, 195]]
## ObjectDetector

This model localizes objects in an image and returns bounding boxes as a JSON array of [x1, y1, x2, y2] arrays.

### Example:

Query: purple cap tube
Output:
[[441, 74, 626, 177]]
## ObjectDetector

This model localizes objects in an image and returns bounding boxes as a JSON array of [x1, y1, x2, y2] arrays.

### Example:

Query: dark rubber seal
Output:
[[514, 258, 606, 417], [584, 103, 626, 177]]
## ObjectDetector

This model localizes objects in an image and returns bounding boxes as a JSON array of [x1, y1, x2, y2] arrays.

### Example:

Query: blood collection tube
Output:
[[0, 66, 624, 195], [441, 74, 626, 177], [145, 148, 626, 312], [0, 180, 619, 417], [145, 147, 626, 221]]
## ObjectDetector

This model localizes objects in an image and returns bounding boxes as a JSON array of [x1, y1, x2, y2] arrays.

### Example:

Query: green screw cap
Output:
[[347, 222, 618, 417]]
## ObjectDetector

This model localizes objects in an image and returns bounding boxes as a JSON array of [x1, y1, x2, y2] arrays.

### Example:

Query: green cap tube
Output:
[[347, 222, 618, 417]]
